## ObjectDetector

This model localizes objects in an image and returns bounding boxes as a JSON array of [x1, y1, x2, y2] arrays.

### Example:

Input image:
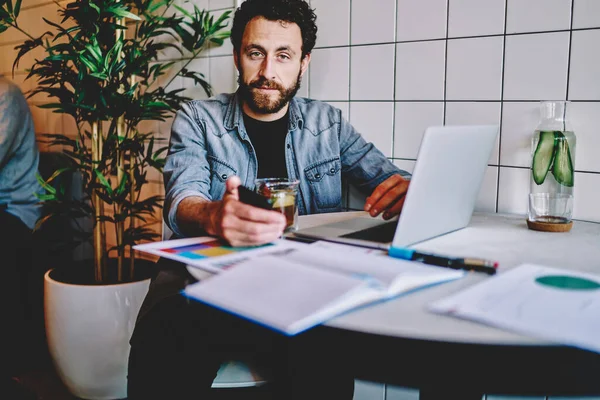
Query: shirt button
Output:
[[287, 144, 291, 149], [330, 168, 336, 174], [221, 174, 227, 180], [315, 173, 321, 179]]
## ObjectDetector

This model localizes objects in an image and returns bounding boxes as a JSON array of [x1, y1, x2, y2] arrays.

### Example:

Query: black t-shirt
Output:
[[243, 112, 289, 179]]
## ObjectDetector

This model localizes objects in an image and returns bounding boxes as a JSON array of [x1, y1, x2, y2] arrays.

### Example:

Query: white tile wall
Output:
[[209, 0, 234, 10], [446, 36, 504, 100], [352, 0, 396, 45], [311, 0, 350, 47], [181, 57, 211, 100], [500, 102, 539, 167], [395, 41, 445, 100], [397, 0, 447, 41], [498, 167, 530, 215], [503, 32, 570, 101], [350, 102, 395, 158], [350, 44, 395, 100], [569, 102, 600, 172], [477, 166, 500, 212], [506, 0, 572, 33], [310, 47, 350, 101], [572, 0, 600, 29], [209, 55, 237, 94], [448, 0, 506, 37], [573, 172, 600, 222], [394, 102, 444, 159], [445, 102, 501, 164], [568, 29, 600, 100]]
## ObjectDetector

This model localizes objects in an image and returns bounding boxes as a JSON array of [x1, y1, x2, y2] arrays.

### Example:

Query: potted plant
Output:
[[0, 0, 230, 398]]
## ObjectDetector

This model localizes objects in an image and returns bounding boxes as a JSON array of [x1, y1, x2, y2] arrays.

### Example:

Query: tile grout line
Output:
[[346, 0, 353, 208], [495, 0, 509, 214], [391, 0, 400, 160], [565, 0, 575, 101], [443, 0, 450, 125]]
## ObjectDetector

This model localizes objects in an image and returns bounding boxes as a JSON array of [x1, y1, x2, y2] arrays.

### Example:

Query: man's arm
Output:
[[338, 112, 411, 220], [175, 177, 285, 246], [164, 105, 285, 245], [0, 80, 21, 167]]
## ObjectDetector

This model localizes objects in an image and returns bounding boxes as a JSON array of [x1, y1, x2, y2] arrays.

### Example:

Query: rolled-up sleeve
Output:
[[338, 114, 411, 193], [163, 102, 212, 237]]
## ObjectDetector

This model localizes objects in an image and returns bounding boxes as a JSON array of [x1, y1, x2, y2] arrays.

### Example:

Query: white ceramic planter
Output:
[[44, 269, 150, 400]]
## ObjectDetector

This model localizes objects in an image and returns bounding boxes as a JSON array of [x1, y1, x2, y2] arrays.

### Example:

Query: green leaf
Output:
[[36, 173, 56, 195], [45, 167, 71, 185], [0, 24, 10, 34], [172, 4, 193, 19], [115, 174, 129, 196], [14, 0, 22, 17], [36, 194, 57, 202], [79, 54, 98, 72], [94, 169, 114, 196], [108, 7, 141, 21], [148, 0, 168, 13]]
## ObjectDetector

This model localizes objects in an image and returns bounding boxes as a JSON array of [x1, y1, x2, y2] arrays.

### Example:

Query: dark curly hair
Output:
[[231, 0, 318, 59]]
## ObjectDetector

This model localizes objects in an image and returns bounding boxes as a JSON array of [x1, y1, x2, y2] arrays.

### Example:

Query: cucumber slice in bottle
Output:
[[552, 131, 574, 187], [531, 130, 556, 185]]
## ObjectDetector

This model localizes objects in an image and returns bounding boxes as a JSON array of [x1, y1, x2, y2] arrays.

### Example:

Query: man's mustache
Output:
[[249, 78, 283, 90]]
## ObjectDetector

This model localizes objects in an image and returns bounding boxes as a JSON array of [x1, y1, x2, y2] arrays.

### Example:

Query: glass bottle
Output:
[[528, 101, 576, 226]]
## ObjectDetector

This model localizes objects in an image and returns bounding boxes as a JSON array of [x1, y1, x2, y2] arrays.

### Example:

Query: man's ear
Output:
[[300, 53, 311, 77]]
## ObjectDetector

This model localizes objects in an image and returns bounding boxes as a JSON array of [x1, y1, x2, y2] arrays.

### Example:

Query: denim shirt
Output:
[[164, 92, 410, 236], [0, 76, 41, 230]]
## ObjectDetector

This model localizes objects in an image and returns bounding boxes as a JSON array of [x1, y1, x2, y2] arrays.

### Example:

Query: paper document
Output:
[[134, 237, 306, 273], [184, 243, 464, 335], [430, 263, 600, 353]]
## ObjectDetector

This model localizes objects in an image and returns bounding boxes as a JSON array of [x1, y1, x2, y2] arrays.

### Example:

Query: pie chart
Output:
[[535, 275, 600, 291]]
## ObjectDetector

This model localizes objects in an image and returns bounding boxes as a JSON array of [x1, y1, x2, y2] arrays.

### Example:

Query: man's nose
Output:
[[259, 56, 275, 80]]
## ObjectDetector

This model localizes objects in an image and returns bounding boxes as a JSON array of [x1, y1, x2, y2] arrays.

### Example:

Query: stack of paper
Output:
[[183, 243, 464, 335]]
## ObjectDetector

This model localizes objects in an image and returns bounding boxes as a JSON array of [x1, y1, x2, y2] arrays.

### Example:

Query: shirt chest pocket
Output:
[[208, 156, 237, 200], [304, 157, 342, 210]]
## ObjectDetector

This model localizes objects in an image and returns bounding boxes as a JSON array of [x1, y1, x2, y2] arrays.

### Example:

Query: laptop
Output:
[[292, 125, 499, 250]]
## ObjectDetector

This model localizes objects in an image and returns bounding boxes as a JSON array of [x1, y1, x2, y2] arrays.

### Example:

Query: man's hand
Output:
[[364, 174, 410, 220], [205, 176, 286, 246]]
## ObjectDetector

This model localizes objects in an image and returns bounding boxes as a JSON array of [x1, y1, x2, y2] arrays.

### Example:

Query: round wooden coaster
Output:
[[526, 219, 573, 232]]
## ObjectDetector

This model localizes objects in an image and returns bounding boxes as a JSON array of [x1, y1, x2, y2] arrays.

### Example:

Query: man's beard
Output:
[[238, 70, 302, 115]]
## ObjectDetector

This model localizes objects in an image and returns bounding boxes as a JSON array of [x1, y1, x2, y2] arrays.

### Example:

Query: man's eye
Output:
[[249, 52, 263, 58], [278, 54, 291, 60]]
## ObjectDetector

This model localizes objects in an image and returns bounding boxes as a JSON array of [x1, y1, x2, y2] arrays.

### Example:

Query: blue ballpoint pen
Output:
[[388, 246, 498, 275]]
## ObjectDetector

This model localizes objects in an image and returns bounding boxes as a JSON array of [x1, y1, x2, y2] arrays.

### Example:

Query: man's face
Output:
[[235, 17, 310, 117]]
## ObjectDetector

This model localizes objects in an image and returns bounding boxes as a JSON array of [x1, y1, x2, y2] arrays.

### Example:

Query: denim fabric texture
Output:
[[0, 76, 42, 230], [164, 92, 409, 236]]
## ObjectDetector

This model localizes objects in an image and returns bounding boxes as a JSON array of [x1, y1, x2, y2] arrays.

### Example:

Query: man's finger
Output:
[[225, 175, 242, 200], [370, 186, 407, 217], [382, 196, 406, 220], [364, 174, 406, 212], [223, 218, 285, 246], [232, 201, 287, 225]]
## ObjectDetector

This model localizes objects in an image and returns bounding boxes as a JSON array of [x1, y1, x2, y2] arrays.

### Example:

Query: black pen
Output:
[[388, 246, 498, 275]]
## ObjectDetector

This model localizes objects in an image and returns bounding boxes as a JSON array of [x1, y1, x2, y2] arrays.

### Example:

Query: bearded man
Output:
[[128, 0, 410, 398]]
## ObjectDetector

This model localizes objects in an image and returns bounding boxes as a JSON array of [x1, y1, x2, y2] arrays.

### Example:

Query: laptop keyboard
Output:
[[340, 220, 398, 243]]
